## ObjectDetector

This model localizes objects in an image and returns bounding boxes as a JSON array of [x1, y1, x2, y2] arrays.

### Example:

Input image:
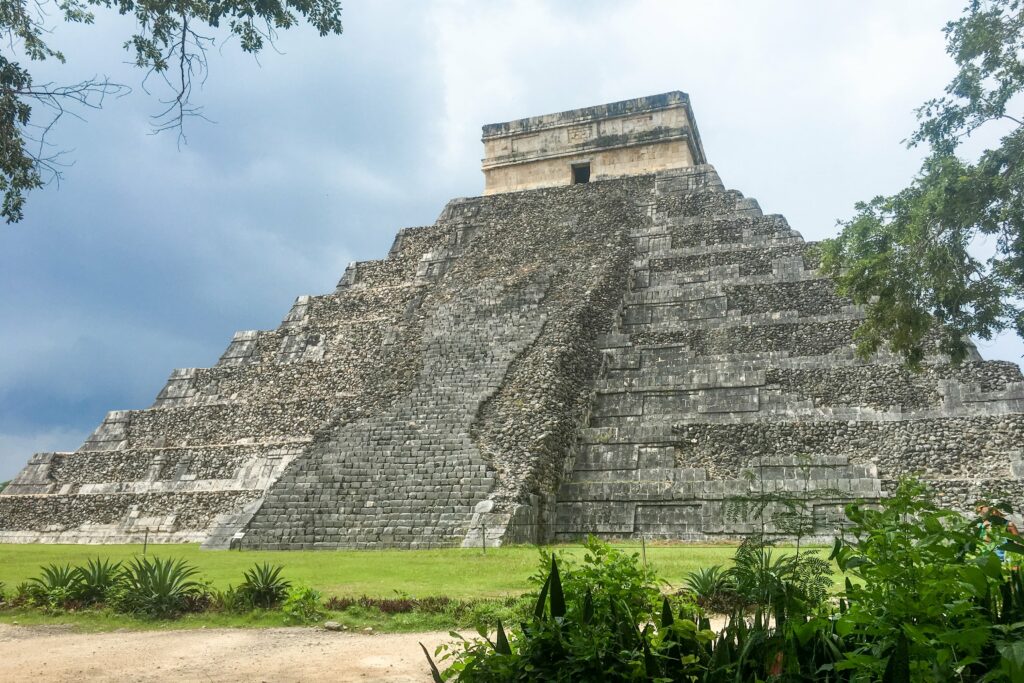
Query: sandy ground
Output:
[[0, 623, 455, 682]]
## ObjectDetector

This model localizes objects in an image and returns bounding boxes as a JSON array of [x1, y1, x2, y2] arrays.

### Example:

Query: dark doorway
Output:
[[572, 162, 591, 184]]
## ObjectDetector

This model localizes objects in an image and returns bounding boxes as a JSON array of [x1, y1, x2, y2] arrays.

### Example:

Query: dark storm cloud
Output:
[[0, 2, 453, 478]]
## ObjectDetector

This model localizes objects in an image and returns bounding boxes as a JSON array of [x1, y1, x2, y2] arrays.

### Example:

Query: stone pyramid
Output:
[[3, 92, 1022, 548]]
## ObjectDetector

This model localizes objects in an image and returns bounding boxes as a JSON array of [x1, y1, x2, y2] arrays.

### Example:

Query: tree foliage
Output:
[[0, 0, 343, 223], [821, 0, 1024, 367]]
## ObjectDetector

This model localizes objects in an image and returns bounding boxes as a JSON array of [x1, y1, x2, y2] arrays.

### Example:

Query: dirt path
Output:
[[0, 623, 455, 682]]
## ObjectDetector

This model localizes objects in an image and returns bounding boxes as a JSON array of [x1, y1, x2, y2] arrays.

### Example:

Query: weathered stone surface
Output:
[[482, 91, 705, 195], [2, 92, 1022, 547], [549, 164, 1024, 543]]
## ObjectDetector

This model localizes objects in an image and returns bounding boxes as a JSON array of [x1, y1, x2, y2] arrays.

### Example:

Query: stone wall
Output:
[[482, 141, 694, 196], [482, 91, 704, 194]]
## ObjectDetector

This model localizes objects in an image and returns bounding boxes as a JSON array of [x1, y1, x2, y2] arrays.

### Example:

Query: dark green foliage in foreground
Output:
[[428, 482, 1024, 681], [19, 556, 203, 618], [433, 547, 709, 682], [830, 480, 1024, 681], [25, 563, 80, 610], [682, 566, 736, 614]]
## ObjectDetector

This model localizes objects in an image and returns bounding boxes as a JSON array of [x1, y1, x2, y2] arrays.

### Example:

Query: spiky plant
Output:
[[238, 563, 291, 609], [74, 557, 122, 605], [28, 563, 81, 609], [114, 556, 202, 618], [683, 565, 737, 613]]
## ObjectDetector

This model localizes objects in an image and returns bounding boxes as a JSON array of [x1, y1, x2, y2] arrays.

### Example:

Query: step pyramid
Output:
[[3, 93, 1022, 547]]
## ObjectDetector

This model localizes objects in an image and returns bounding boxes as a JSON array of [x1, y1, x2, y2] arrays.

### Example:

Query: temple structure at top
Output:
[[481, 91, 707, 194]]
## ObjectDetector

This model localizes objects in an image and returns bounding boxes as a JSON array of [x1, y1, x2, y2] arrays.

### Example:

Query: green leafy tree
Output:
[[0, 0, 343, 223], [821, 0, 1024, 367]]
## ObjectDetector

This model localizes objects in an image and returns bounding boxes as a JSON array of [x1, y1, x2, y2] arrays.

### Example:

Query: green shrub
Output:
[[831, 480, 1024, 681], [282, 585, 326, 624], [459, 595, 532, 631], [430, 482, 1024, 681], [11, 582, 32, 607], [27, 563, 81, 609], [321, 592, 532, 631], [682, 565, 738, 614], [429, 549, 842, 681], [237, 563, 291, 609], [111, 556, 203, 618], [533, 536, 661, 626], [428, 554, 716, 682], [725, 537, 832, 623], [211, 584, 246, 612], [74, 558, 122, 606]]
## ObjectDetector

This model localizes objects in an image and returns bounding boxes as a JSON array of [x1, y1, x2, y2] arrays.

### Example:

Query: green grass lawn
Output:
[[0, 542, 743, 599], [0, 542, 834, 632]]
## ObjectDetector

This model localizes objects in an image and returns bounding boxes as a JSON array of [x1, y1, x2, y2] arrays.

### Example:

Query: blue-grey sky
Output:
[[2, 0, 1015, 481]]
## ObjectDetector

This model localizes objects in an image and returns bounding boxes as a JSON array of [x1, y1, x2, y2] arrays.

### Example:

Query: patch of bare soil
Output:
[[0, 623, 454, 682]]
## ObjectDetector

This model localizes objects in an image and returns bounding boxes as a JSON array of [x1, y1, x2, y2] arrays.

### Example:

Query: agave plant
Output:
[[238, 563, 291, 609], [683, 565, 735, 610], [74, 557, 122, 605], [28, 563, 81, 609], [114, 556, 202, 618]]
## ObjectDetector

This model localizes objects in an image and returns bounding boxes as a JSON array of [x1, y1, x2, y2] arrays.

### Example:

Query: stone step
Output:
[[639, 259, 813, 293], [653, 189, 762, 220], [80, 400, 335, 451], [596, 359, 1024, 414], [624, 317, 861, 359], [557, 476, 882, 502], [603, 346, 867, 373], [621, 307, 863, 337], [580, 425, 675, 445], [621, 279, 851, 326], [334, 223, 456, 288], [593, 367, 766, 393], [0, 489, 265, 544], [2, 444, 306, 495], [654, 215, 796, 252], [635, 234, 808, 260]]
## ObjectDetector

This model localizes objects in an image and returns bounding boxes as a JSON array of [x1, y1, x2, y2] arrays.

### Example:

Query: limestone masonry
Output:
[[482, 91, 705, 195], [3, 91, 1022, 548]]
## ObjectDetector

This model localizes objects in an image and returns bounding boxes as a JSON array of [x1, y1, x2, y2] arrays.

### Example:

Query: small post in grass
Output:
[[641, 535, 647, 570], [143, 527, 149, 556], [474, 499, 494, 556]]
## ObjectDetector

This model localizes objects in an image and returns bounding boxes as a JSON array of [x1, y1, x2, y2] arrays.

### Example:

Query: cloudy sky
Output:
[[1, 0, 1011, 481]]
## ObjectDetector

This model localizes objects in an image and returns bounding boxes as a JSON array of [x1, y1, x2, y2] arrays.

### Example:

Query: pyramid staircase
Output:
[[552, 166, 1024, 541]]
